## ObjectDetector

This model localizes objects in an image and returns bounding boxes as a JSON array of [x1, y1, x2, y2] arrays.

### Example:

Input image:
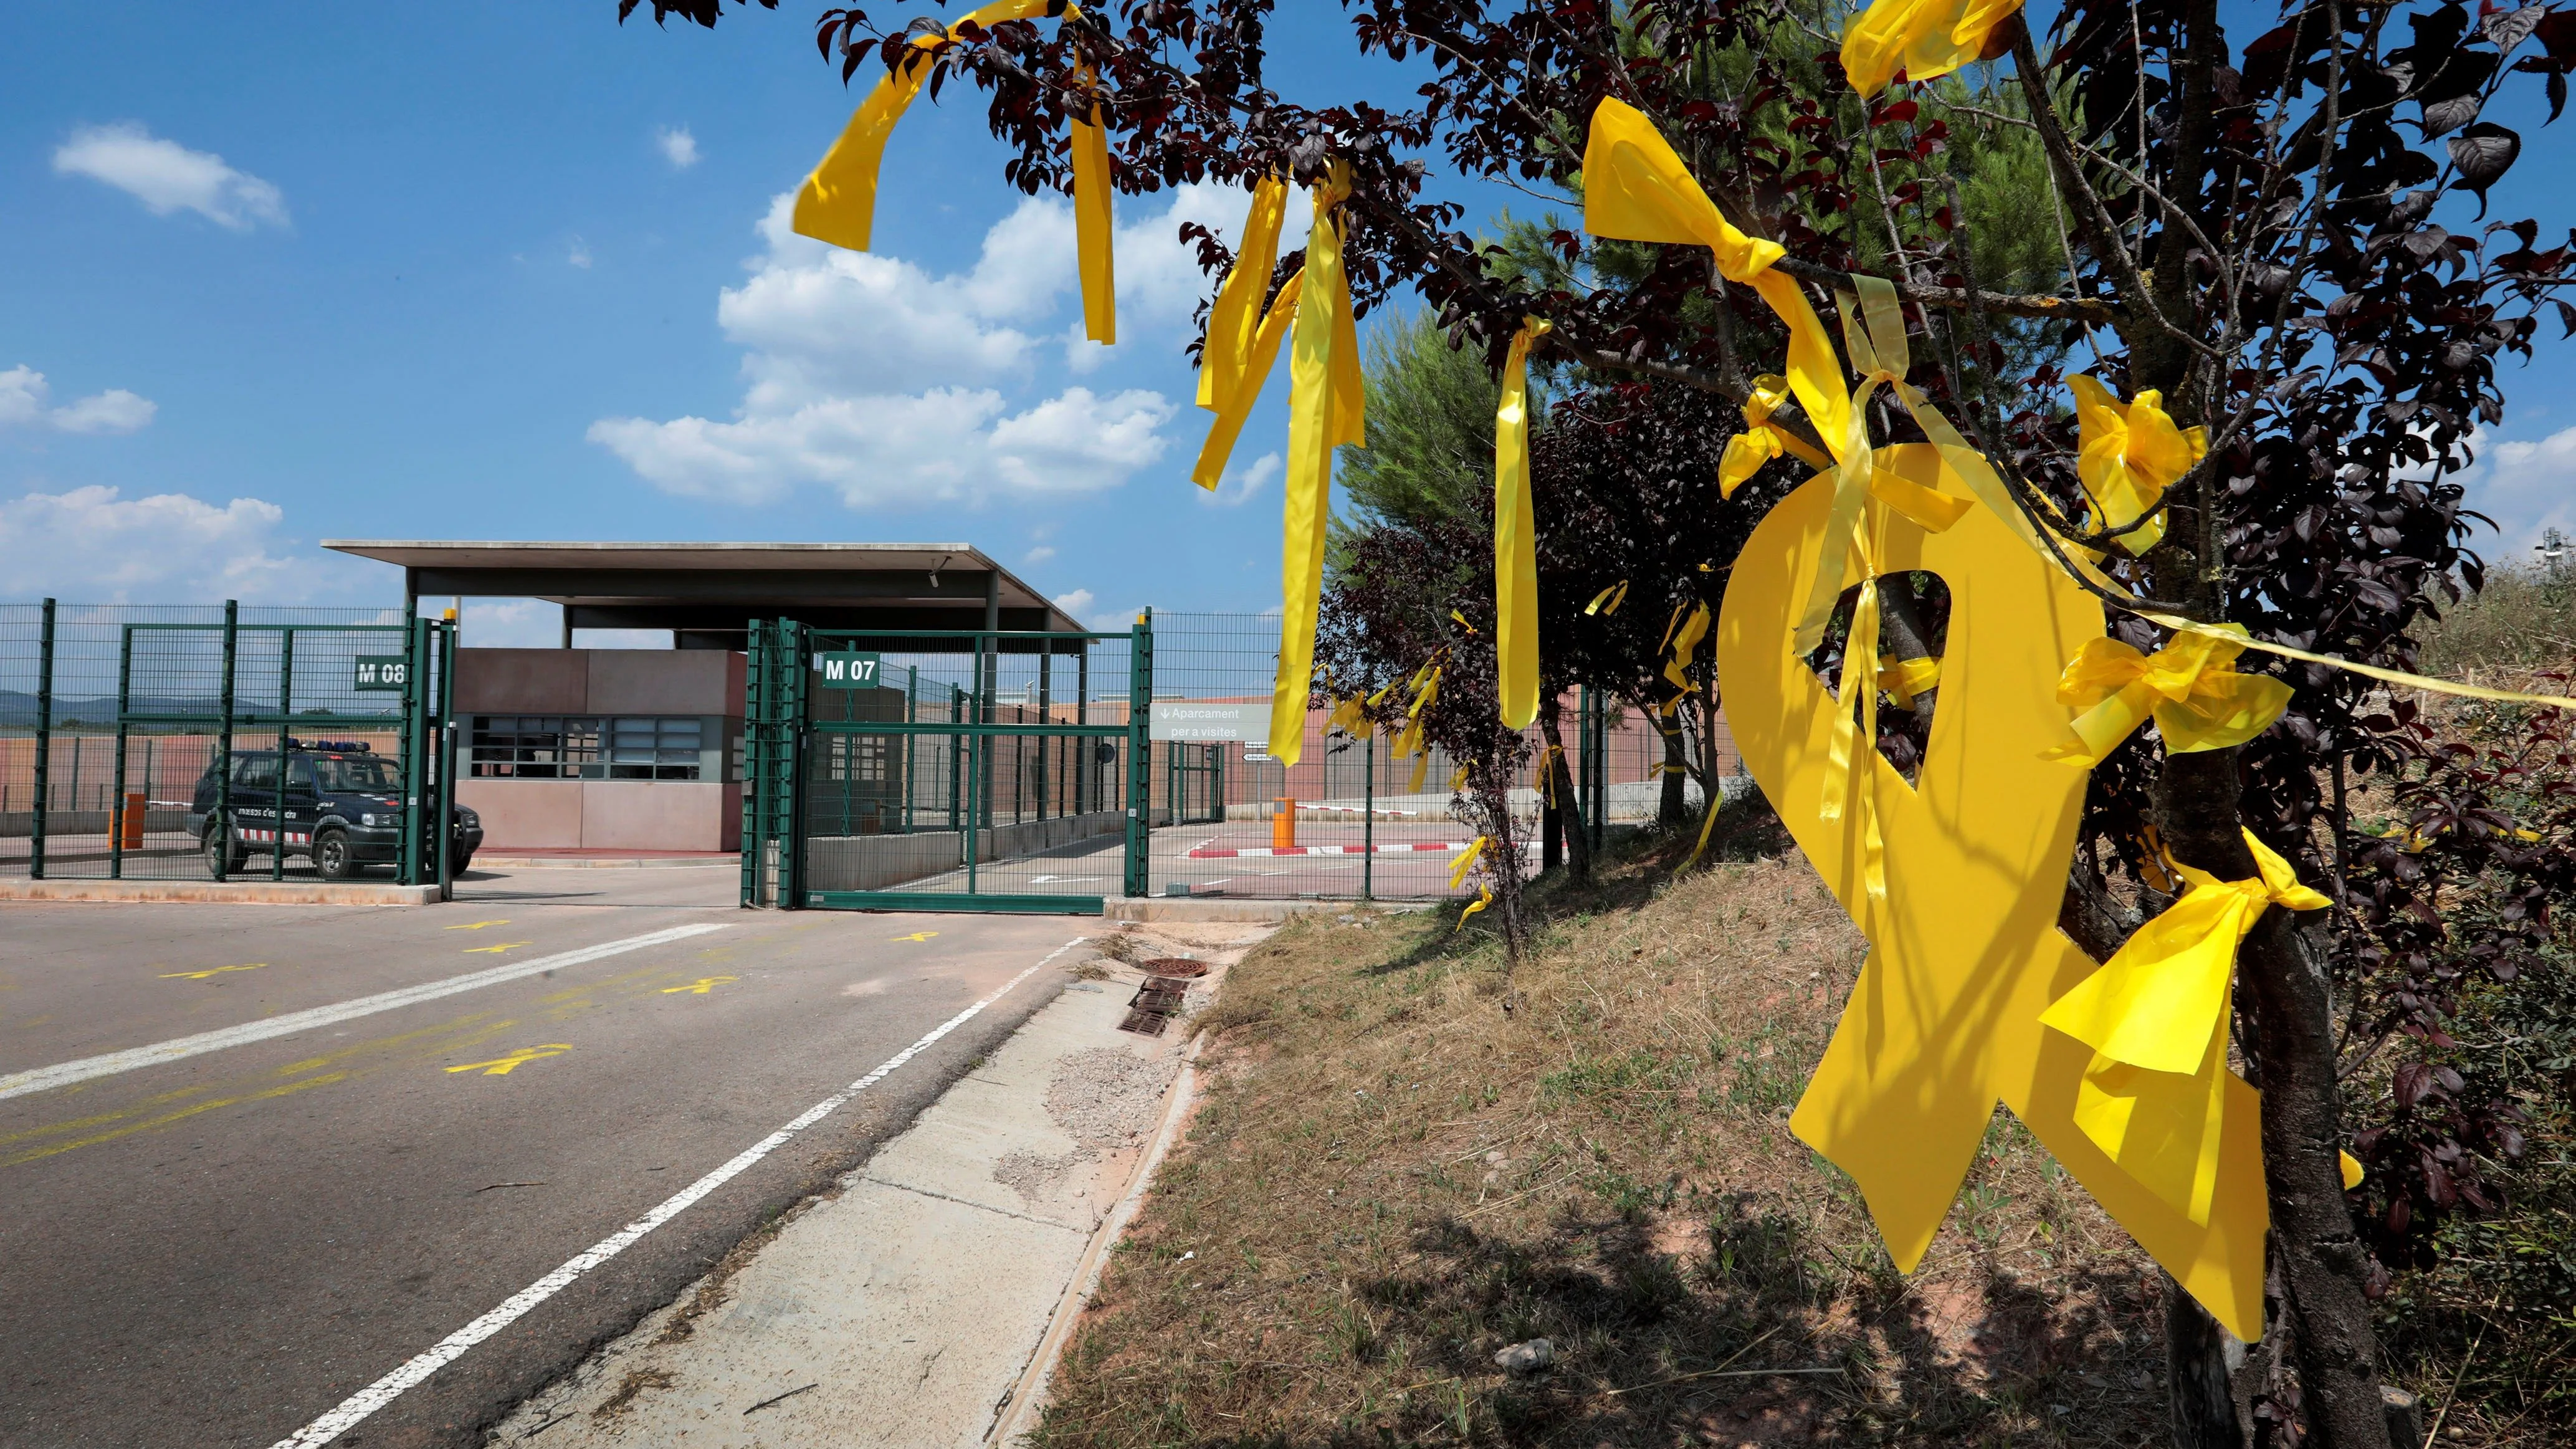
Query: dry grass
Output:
[[1033, 841, 2179, 1447]]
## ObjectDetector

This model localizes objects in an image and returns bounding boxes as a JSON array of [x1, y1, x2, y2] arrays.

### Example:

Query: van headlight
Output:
[[361, 813, 384, 826]]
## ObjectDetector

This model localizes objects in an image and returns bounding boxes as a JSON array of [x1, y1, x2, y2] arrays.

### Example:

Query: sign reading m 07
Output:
[[353, 655, 409, 692], [817, 652, 881, 689]]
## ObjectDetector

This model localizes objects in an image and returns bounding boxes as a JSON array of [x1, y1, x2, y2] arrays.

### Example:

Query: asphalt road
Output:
[[0, 864, 1085, 1449]]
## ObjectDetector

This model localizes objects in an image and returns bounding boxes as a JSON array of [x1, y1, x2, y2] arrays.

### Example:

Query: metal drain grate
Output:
[[1118, 1008, 1171, 1036], [1134, 983, 1188, 1013], [1138, 957, 1208, 978]]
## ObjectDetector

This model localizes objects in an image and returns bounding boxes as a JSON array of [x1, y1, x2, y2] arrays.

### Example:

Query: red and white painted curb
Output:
[[1184, 839, 1540, 859]]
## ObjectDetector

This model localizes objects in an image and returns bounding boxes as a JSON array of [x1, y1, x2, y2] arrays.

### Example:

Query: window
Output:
[[471, 715, 710, 782]]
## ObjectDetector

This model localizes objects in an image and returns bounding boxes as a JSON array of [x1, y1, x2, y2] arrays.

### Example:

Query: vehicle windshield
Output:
[[310, 755, 400, 793]]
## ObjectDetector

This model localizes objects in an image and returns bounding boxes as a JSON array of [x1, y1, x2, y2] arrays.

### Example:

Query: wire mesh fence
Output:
[[2, 601, 417, 881]]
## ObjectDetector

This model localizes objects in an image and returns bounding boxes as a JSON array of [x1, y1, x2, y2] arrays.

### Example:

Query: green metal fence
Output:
[[740, 611, 1727, 911], [2, 600, 460, 888]]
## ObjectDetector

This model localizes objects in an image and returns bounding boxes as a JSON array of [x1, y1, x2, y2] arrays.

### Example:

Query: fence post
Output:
[[30, 599, 55, 880], [111, 622, 133, 880], [214, 600, 239, 883], [737, 620, 768, 908], [436, 618, 457, 899], [1124, 609, 1152, 897], [904, 664, 917, 834], [1362, 726, 1374, 901], [398, 615, 424, 886], [274, 626, 294, 881]]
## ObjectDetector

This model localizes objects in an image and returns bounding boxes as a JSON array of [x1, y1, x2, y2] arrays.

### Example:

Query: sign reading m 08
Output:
[[353, 655, 409, 692]]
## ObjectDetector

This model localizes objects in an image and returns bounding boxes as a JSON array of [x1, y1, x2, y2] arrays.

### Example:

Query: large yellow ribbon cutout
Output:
[[1719, 442, 2267, 1341], [1265, 163, 1364, 765], [793, 1, 1116, 344], [1496, 317, 1550, 729], [1841, 0, 2026, 98], [2040, 829, 2330, 1224], [2044, 626, 2296, 765]]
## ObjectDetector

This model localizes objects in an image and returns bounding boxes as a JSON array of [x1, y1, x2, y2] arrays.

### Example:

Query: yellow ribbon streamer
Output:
[[2071, 376, 2204, 555], [793, 1, 1115, 343], [1662, 603, 1711, 693], [2042, 829, 2329, 1222], [1267, 161, 1363, 765], [1818, 575, 1891, 901], [1841, 0, 2026, 98], [2044, 626, 2296, 766], [1585, 580, 1629, 616], [1448, 834, 1490, 890], [1191, 177, 1300, 487], [1496, 316, 1551, 729], [1457, 882, 1494, 931]]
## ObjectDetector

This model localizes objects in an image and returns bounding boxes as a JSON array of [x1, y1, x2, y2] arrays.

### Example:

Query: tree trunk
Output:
[[1538, 699, 1590, 883], [1658, 717, 1689, 826], [2159, 750, 2390, 1449]]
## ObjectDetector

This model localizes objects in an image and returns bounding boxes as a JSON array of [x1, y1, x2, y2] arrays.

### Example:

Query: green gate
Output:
[[9, 598, 459, 889], [740, 615, 1150, 914]]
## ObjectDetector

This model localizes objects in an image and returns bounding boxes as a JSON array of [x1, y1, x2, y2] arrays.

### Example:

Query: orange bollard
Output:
[[1272, 796, 1297, 849], [120, 791, 145, 849]]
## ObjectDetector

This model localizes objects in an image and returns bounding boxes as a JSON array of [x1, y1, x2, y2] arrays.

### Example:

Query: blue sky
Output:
[[3, 5, 2572, 645]]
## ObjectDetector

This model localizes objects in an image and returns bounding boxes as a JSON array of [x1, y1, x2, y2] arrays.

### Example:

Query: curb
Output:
[[1103, 898, 1434, 923], [0, 878, 442, 906]]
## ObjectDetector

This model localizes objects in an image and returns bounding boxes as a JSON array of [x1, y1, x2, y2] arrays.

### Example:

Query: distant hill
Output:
[[0, 692, 404, 730]]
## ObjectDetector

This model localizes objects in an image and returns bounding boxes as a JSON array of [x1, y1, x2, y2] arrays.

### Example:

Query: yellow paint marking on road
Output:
[[0, 1084, 211, 1148], [659, 975, 739, 995], [4, 1073, 349, 1169], [160, 964, 265, 980], [461, 942, 534, 955], [445, 1044, 572, 1076], [444, 920, 513, 930], [892, 931, 940, 942]]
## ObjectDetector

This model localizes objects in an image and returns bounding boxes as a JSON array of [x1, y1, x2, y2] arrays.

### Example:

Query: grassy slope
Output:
[[1035, 843, 2183, 1447]]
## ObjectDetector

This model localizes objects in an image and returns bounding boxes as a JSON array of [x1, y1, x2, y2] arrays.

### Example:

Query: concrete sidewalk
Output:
[[488, 924, 1264, 1448]]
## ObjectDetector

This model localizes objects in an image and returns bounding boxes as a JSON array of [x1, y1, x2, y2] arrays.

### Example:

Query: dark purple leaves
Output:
[[2450, 123, 2523, 216]]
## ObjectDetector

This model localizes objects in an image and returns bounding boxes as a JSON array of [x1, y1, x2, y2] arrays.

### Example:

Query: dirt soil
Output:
[[1027, 851, 2184, 1447]]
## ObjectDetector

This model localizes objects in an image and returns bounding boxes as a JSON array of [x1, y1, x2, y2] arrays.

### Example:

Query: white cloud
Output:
[[1024, 545, 1057, 565], [1052, 588, 1096, 616], [52, 123, 286, 231], [1201, 450, 1279, 507], [0, 366, 156, 435], [0, 485, 310, 601], [568, 236, 594, 269], [656, 125, 700, 170], [590, 186, 1261, 509], [2458, 423, 2576, 563]]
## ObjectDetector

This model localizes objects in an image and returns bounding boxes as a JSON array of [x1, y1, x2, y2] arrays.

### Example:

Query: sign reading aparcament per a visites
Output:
[[1148, 701, 1267, 742]]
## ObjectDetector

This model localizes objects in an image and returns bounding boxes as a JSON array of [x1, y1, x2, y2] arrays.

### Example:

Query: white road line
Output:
[[267, 935, 1085, 1449], [0, 924, 730, 1104]]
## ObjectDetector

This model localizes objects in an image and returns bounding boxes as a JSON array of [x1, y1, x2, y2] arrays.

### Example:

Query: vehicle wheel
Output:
[[312, 828, 355, 882], [204, 816, 246, 879]]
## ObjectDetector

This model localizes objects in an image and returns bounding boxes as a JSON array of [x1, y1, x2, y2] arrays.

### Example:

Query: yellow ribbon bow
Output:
[[2040, 829, 2330, 1222], [1495, 316, 1550, 730], [793, 1, 1115, 344], [1841, 0, 2026, 98], [2044, 626, 2296, 766], [1266, 161, 1366, 767], [2071, 376, 2206, 555], [1719, 375, 1836, 498]]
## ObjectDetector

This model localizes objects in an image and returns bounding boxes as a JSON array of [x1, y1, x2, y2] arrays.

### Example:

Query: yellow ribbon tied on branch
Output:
[[1495, 317, 1551, 730], [1584, 100, 1851, 476], [2039, 829, 2329, 1222], [2071, 376, 2205, 555], [1719, 375, 1835, 498], [1661, 601, 1712, 694], [2044, 626, 2295, 766], [1266, 163, 1365, 766], [1842, 0, 2026, 98], [1586, 580, 1629, 616], [1191, 176, 1300, 487], [794, 0, 1116, 343], [1820, 575, 1891, 901], [1877, 654, 1941, 709]]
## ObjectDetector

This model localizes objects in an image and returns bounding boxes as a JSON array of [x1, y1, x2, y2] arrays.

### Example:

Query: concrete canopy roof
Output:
[[322, 540, 1091, 646]]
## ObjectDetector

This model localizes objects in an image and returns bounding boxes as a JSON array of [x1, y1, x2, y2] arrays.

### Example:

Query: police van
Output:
[[188, 740, 482, 881]]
